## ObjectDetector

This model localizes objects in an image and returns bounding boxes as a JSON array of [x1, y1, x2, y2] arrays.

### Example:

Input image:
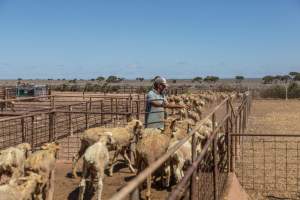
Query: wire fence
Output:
[[233, 134, 300, 200], [0, 95, 147, 160]]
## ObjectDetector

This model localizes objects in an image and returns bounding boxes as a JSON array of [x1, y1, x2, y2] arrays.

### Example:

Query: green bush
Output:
[[260, 82, 300, 98], [288, 82, 300, 98]]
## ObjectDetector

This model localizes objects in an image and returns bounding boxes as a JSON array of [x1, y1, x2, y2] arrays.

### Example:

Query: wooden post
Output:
[[69, 105, 73, 135], [212, 113, 218, 200]]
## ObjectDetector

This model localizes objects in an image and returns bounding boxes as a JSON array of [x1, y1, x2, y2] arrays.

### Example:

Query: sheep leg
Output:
[[46, 169, 55, 200], [96, 172, 103, 200], [122, 151, 136, 173], [78, 162, 88, 200], [109, 149, 121, 176], [72, 141, 88, 178], [146, 175, 151, 200]]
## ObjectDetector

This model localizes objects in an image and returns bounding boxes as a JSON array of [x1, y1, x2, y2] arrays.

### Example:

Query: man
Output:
[[145, 76, 185, 129]]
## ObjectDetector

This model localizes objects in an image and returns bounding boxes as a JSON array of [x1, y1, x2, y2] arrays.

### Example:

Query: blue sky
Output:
[[0, 0, 300, 79]]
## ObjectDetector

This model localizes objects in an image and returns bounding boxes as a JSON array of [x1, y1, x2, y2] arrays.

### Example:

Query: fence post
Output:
[[115, 98, 118, 122], [50, 96, 55, 109], [69, 105, 73, 135], [31, 116, 35, 147], [49, 112, 55, 141], [85, 101, 89, 129], [100, 100, 104, 126], [136, 101, 140, 120], [4, 88, 8, 111], [111, 98, 114, 122], [190, 129, 197, 200], [212, 113, 218, 200], [21, 117, 26, 142]]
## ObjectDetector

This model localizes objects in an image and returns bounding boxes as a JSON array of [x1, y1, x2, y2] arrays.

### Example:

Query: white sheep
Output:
[[78, 133, 114, 200], [24, 142, 60, 200], [0, 172, 43, 200], [0, 143, 31, 181], [72, 119, 143, 178]]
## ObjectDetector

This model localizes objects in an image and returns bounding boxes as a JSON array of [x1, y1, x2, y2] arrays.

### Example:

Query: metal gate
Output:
[[232, 133, 300, 200]]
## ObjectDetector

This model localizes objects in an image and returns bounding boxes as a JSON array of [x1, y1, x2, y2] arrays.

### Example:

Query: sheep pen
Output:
[[0, 90, 254, 200]]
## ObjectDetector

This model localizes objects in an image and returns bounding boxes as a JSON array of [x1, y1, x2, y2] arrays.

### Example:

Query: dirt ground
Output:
[[54, 160, 171, 200], [235, 99, 300, 200]]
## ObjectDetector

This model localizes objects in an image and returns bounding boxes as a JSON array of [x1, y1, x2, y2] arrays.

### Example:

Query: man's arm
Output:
[[150, 100, 185, 109]]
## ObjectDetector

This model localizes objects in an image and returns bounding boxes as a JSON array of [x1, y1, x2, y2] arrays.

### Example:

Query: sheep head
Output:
[[127, 119, 143, 138], [41, 142, 60, 157]]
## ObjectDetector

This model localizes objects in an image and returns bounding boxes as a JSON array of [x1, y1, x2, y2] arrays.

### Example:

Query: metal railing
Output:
[[0, 95, 147, 160], [110, 92, 252, 200]]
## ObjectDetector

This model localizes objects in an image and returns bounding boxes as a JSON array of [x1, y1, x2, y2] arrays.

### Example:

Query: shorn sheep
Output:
[[72, 119, 143, 178], [0, 172, 43, 200], [135, 118, 177, 200], [0, 143, 31, 181], [78, 133, 114, 200], [24, 142, 60, 200]]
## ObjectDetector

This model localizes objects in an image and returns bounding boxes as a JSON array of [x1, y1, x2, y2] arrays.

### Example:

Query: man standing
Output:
[[145, 76, 184, 129]]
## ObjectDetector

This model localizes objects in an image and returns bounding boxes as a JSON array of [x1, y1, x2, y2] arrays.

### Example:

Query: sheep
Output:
[[0, 143, 31, 181], [166, 132, 192, 185], [135, 118, 176, 200], [78, 133, 114, 200], [0, 172, 43, 200], [72, 119, 143, 178], [24, 142, 60, 200], [0, 100, 16, 112]]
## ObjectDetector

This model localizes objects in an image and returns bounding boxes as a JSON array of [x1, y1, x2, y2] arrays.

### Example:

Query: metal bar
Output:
[[212, 113, 218, 200], [190, 132, 197, 200], [68, 105, 73, 135], [231, 134, 300, 137], [21, 117, 25, 142]]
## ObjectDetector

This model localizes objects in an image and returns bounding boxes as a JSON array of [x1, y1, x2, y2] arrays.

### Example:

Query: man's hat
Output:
[[154, 77, 168, 86]]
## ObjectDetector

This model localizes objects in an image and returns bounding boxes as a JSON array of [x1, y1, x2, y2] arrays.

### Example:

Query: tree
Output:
[[106, 75, 118, 83], [289, 72, 299, 79], [235, 76, 244, 83], [96, 76, 105, 82], [294, 73, 300, 81], [106, 75, 124, 83], [136, 77, 144, 82], [262, 76, 274, 84], [192, 77, 202, 83], [204, 76, 219, 83]]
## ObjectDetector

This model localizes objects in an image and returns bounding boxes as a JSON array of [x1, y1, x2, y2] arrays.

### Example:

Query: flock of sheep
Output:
[[0, 91, 237, 200]]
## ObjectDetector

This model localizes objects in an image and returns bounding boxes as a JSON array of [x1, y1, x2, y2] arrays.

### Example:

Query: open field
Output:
[[235, 99, 300, 200]]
